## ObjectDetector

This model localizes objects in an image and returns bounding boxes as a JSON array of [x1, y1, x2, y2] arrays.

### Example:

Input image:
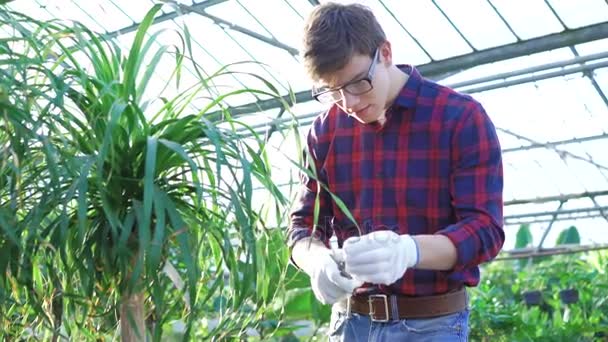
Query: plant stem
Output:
[[120, 291, 145, 342], [121, 251, 145, 341]]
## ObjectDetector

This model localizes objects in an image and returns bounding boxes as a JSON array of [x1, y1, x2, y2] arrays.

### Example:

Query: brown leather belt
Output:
[[347, 288, 467, 322]]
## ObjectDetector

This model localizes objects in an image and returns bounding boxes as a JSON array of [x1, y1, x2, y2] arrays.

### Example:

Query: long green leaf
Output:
[[141, 136, 157, 256], [123, 4, 163, 100], [77, 157, 94, 245], [149, 186, 166, 272]]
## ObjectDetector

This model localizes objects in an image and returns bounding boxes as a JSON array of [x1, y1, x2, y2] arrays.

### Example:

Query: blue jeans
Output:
[[328, 308, 469, 341]]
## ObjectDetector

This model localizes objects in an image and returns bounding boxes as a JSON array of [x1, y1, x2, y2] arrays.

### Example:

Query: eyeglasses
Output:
[[312, 49, 379, 104]]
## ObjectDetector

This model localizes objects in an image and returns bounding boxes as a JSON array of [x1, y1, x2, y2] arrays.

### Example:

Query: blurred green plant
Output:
[[469, 227, 608, 342], [556, 226, 581, 245], [0, 5, 301, 341]]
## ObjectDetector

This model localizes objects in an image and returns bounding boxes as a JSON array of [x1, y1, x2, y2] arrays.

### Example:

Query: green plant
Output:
[[470, 250, 608, 341], [1, 5, 297, 340]]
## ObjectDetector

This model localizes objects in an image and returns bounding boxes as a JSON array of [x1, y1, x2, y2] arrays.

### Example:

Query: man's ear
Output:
[[380, 41, 393, 66]]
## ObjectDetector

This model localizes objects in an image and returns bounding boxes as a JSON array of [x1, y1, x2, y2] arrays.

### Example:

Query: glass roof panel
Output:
[[366, 1, 432, 65], [227, 31, 310, 92], [546, 0, 608, 29], [502, 151, 568, 200], [476, 74, 608, 143], [596, 195, 608, 206], [236, 0, 308, 49], [435, 0, 518, 50], [381, 0, 473, 60], [70, 0, 134, 32], [283, 0, 314, 19], [105, 0, 155, 24], [489, 0, 564, 39], [31, 0, 107, 33], [575, 38, 608, 55], [5, 0, 51, 21], [441, 48, 576, 92], [561, 142, 608, 183], [594, 68, 608, 98], [176, 13, 276, 106], [204, 1, 272, 40], [502, 145, 608, 203], [554, 152, 608, 194]]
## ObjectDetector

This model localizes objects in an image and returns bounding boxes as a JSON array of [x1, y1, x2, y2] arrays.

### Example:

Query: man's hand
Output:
[[309, 249, 363, 304], [343, 230, 419, 285], [292, 238, 363, 304]]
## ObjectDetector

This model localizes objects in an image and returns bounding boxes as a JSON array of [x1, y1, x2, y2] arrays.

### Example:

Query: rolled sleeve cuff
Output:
[[287, 227, 313, 249], [287, 227, 330, 269]]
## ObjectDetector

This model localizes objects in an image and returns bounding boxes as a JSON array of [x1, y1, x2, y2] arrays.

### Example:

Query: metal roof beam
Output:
[[105, 0, 298, 55], [423, 21, 608, 78], [210, 21, 608, 118], [537, 201, 565, 249], [103, 0, 227, 39], [165, 0, 299, 56], [495, 243, 608, 261], [505, 190, 608, 206], [504, 205, 608, 225], [502, 133, 608, 154]]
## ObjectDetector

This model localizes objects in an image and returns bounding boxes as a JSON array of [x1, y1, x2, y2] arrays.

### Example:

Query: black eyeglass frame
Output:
[[312, 48, 380, 104]]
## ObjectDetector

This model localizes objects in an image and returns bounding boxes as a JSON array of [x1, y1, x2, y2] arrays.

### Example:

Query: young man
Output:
[[287, 2, 504, 341]]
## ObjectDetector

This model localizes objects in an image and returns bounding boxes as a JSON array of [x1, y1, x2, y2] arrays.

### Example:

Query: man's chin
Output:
[[358, 113, 381, 124], [360, 114, 387, 126]]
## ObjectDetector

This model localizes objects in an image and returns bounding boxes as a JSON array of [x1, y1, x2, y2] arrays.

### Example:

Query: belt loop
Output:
[[346, 296, 352, 318], [390, 295, 399, 321]]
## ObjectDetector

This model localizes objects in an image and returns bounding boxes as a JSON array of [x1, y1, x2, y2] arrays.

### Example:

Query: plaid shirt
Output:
[[288, 65, 504, 296]]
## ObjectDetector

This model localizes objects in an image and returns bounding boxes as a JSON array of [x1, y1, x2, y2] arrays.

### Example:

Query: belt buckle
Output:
[[368, 294, 390, 322]]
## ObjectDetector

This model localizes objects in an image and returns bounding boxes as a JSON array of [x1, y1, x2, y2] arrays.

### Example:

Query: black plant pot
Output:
[[559, 288, 579, 304], [523, 290, 542, 306]]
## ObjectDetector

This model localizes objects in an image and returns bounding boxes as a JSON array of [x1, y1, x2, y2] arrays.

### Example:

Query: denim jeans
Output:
[[327, 308, 469, 342]]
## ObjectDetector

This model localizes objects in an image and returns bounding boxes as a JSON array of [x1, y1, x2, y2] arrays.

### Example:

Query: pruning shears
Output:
[[329, 248, 352, 279]]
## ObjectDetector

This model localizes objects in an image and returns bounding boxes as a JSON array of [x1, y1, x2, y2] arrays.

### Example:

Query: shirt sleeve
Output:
[[287, 125, 334, 255], [436, 101, 505, 272]]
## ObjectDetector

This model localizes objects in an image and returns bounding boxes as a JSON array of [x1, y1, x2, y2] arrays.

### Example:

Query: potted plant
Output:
[[1, 5, 293, 340]]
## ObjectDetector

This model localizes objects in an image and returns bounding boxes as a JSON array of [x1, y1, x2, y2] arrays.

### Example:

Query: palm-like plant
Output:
[[1, 5, 295, 340]]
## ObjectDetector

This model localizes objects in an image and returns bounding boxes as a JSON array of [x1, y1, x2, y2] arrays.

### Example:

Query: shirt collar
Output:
[[391, 64, 422, 109]]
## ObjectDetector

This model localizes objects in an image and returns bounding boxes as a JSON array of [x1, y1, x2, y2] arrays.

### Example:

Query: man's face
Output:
[[314, 48, 390, 125]]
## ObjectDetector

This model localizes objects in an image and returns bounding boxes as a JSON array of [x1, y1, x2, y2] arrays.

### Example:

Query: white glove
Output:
[[343, 230, 419, 285], [292, 239, 363, 304], [308, 248, 363, 304]]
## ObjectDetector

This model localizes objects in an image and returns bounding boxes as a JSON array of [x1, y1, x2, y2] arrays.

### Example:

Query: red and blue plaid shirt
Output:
[[288, 65, 504, 296]]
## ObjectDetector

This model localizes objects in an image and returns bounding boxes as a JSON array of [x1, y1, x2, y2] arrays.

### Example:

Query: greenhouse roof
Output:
[[5, 0, 608, 251]]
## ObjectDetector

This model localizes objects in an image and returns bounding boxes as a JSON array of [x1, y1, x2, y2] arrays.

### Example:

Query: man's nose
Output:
[[340, 90, 360, 112]]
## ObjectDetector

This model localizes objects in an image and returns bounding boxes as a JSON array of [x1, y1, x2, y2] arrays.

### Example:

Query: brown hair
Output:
[[302, 2, 386, 82]]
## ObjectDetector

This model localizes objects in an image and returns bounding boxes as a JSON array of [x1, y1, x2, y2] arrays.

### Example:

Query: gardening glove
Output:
[[292, 239, 363, 304], [311, 249, 364, 304], [343, 230, 419, 285]]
